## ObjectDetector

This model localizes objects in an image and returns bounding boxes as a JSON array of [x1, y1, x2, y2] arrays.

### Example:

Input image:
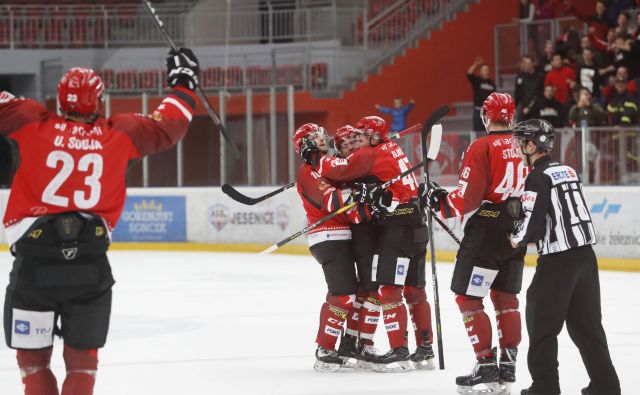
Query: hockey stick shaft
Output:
[[430, 211, 462, 245], [141, 0, 240, 157], [225, 123, 424, 206], [259, 161, 424, 255], [420, 104, 450, 370]]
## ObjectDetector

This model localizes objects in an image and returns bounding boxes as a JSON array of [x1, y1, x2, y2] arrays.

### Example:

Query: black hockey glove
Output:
[[353, 182, 383, 205], [300, 137, 321, 166], [419, 181, 447, 210], [166, 47, 200, 90]]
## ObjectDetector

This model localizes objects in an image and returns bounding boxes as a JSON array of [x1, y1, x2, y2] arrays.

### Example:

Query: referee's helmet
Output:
[[513, 119, 555, 152]]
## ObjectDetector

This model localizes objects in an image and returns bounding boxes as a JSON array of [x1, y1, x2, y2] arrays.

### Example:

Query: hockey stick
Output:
[[141, 0, 240, 157], [421, 104, 450, 370], [259, 161, 425, 256], [223, 123, 423, 206], [430, 211, 461, 245]]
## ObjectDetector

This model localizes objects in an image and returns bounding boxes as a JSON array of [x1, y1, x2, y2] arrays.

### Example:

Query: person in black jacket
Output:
[[514, 55, 544, 122], [467, 56, 496, 132], [510, 119, 621, 395], [525, 85, 565, 127]]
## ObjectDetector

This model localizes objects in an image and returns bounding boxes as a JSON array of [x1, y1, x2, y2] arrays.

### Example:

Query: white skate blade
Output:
[[371, 360, 413, 373], [338, 356, 358, 369], [313, 360, 341, 373], [501, 382, 512, 394], [412, 358, 435, 370], [354, 360, 373, 370], [457, 382, 506, 394]]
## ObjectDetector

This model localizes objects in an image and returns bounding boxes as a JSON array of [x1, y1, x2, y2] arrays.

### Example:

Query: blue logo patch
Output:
[[471, 274, 484, 286], [591, 198, 621, 219], [396, 265, 405, 275], [15, 320, 30, 335]]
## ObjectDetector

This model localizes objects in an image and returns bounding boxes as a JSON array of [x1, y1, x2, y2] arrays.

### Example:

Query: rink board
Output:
[[0, 186, 639, 268]]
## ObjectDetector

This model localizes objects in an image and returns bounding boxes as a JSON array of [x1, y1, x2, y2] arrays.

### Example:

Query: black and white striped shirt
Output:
[[512, 155, 596, 255]]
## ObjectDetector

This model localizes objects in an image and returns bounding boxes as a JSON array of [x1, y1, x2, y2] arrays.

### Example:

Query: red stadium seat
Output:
[[68, 8, 89, 47], [310, 63, 327, 89], [225, 66, 243, 87], [98, 69, 115, 90], [202, 67, 223, 88], [115, 70, 138, 91], [138, 70, 159, 91], [43, 6, 65, 48]]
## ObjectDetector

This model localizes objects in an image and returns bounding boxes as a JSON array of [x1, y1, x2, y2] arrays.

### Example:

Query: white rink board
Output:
[[1, 186, 639, 259]]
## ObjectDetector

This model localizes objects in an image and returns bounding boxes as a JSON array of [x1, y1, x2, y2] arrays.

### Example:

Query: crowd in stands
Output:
[[513, 0, 640, 127]]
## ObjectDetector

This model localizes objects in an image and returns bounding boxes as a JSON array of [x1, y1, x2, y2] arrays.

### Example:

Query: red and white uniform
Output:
[[436, 131, 530, 219], [296, 164, 365, 247], [314, 140, 419, 208], [0, 87, 196, 245]]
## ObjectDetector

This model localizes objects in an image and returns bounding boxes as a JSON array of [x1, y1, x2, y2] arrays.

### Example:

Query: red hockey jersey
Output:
[[296, 164, 368, 247], [0, 87, 196, 243], [314, 140, 419, 210], [436, 131, 529, 219]]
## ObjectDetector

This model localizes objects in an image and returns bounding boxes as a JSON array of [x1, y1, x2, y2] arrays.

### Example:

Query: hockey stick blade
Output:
[[426, 123, 443, 161], [222, 182, 296, 206], [141, 0, 240, 157]]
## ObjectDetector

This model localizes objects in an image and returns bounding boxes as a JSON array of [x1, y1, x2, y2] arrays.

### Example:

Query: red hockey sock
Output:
[[61, 344, 98, 395], [456, 295, 493, 359], [404, 286, 433, 346], [378, 285, 408, 349], [17, 347, 59, 395], [315, 293, 353, 350], [345, 293, 364, 338], [357, 291, 380, 345], [490, 290, 521, 350]]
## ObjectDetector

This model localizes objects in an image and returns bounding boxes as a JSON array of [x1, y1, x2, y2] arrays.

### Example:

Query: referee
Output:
[[510, 119, 621, 395]]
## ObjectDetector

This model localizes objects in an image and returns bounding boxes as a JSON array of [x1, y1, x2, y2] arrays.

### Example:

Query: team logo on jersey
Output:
[[208, 204, 230, 231], [14, 320, 30, 335], [95, 226, 105, 237]]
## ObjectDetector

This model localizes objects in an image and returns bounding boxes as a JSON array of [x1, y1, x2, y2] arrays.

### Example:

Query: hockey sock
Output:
[[61, 344, 98, 395], [456, 295, 493, 359], [17, 347, 59, 395], [315, 293, 354, 350], [490, 290, 521, 350], [403, 286, 433, 346], [357, 291, 380, 345], [345, 291, 366, 338], [378, 285, 408, 349]]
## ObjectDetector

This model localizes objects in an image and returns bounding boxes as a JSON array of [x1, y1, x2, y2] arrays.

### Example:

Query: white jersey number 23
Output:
[[42, 150, 103, 209]]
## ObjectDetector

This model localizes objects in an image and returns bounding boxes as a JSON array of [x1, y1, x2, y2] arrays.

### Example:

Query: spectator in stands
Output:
[[541, 40, 556, 72], [555, 25, 582, 64], [525, 85, 565, 127], [606, 0, 635, 27], [602, 66, 638, 102], [544, 53, 576, 104], [611, 33, 640, 79], [577, 47, 603, 97], [537, 0, 563, 20], [580, 35, 607, 66], [466, 56, 496, 132], [515, 55, 545, 121], [607, 77, 639, 125], [568, 87, 608, 126], [615, 11, 632, 35], [564, 84, 582, 123], [633, 13, 640, 41], [564, 0, 610, 41], [375, 98, 415, 133]]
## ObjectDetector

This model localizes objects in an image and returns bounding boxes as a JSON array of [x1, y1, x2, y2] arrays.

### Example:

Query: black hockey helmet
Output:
[[513, 119, 555, 152]]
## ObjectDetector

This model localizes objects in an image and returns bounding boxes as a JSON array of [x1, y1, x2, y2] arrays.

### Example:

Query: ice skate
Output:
[[354, 341, 380, 370], [371, 346, 413, 373], [337, 335, 358, 368], [410, 343, 435, 370], [498, 348, 517, 394], [313, 347, 343, 372], [456, 352, 504, 394]]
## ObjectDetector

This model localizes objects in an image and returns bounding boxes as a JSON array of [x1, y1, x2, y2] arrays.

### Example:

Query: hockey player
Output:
[[510, 119, 620, 395], [307, 116, 434, 371], [294, 123, 375, 372], [1, 48, 199, 395], [425, 92, 528, 393]]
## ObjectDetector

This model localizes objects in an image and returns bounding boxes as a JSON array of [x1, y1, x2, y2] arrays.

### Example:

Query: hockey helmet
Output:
[[292, 123, 327, 154], [58, 67, 105, 117], [354, 115, 389, 140], [481, 92, 515, 129], [513, 119, 555, 152], [334, 125, 356, 149]]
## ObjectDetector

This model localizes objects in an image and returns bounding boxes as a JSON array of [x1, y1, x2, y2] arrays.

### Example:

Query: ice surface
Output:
[[0, 251, 634, 394]]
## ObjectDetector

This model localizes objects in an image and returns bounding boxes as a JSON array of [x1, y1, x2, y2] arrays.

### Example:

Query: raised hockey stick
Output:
[[223, 123, 423, 206], [141, 0, 240, 157], [421, 104, 450, 370], [259, 161, 425, 256]]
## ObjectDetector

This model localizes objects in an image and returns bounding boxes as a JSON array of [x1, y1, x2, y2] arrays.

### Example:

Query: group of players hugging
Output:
[[293, 92, 527, 394]]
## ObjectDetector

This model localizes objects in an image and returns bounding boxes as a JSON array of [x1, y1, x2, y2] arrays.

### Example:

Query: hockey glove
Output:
[[420, 181, 447, 210], [300, 137, 321, 166], [352, 182, 384, 205], [167, 47, 200, 90]]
